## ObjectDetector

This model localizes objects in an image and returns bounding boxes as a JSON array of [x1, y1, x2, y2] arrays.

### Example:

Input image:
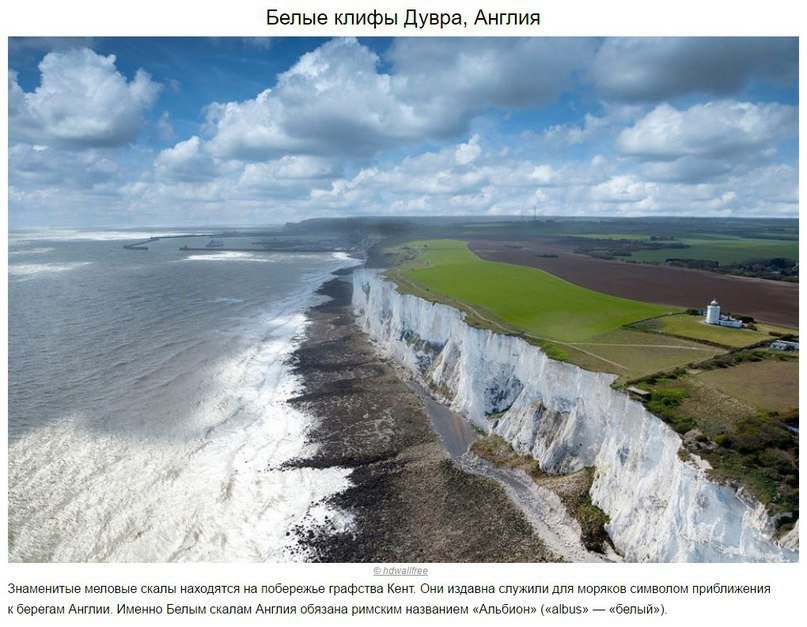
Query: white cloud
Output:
[[544, 113, 609, 146], [155, 136, 220, 182], [8, 38, 798, 227], [388, 38, 596, 115], [204, 38, 429, 159], [454, 135, 482, 165], [201, 38, 595, 161], [617, 100, 796, 162], [154, 112, 175, 142], [10, 143, 121, 188], [238, 157, 340, 196], [591, 175, 656, 204], [310, 139, 563, 216], [10, 48, 161, 148]]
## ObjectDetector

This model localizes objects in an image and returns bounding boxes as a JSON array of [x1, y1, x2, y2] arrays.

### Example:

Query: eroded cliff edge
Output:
[[352, 268, 797, 563]]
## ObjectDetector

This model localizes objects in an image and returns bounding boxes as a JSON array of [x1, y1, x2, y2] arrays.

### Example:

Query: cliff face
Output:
[[352, 269, 797, 562]]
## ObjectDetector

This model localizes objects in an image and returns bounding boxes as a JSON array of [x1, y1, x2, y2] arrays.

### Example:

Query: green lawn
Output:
[[397, 240, 677, 343], [648, 314, 770, 347], [564, 328, 722, 381], [629, 237, 797, 264]]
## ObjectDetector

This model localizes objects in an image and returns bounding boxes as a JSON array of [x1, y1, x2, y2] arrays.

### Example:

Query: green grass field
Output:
[[629, 237, 797, 264], [395, 240, 677, 343], [638, 314, 779, 348]]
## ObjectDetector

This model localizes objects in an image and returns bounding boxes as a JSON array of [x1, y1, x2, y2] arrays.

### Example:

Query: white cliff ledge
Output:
[[352, 268, 797, 563]]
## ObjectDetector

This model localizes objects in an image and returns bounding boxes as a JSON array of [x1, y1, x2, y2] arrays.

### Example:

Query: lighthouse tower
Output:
[[705, 299, 720, 325]]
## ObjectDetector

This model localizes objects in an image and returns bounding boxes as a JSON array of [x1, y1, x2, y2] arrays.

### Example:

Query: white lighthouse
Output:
[[705, 299, 720, 325]]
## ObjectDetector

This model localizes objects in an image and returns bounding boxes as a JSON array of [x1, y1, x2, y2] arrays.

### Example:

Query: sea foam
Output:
[[9, 255, 355, 562]]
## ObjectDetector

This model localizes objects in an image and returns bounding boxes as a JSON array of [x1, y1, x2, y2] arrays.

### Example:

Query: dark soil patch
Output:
[[469, 239, 798, 327]]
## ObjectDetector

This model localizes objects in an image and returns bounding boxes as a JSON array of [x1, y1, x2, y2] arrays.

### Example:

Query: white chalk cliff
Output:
[[352, 269, 797, 562]]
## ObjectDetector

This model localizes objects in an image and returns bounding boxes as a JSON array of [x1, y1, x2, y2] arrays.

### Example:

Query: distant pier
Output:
[[122, 231, 357, 255], [123, 237, 157, 250], [122, 233, 213, 250]]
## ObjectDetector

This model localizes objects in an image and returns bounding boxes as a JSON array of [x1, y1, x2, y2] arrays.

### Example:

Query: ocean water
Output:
[[8, 230, 355, 562]]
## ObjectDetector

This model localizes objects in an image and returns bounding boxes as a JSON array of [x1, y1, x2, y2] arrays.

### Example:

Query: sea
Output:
[[8, 229, 356, 562]]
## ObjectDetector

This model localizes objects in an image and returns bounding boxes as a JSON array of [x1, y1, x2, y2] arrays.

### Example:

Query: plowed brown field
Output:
[[469, 238, 798, 328]]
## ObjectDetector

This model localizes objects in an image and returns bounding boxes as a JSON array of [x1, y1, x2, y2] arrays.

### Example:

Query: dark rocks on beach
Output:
[[287, 271, 555, 562]]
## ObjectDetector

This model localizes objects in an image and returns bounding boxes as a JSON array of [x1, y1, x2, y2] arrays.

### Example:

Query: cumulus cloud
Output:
[[591, 175, 657, 204], [8, 37, 799, 226], [10, 48, 161, 148], [201, 38, 595, 161], [591, 38, 797, 101], [204, 38, 429, 160], [454, 135, 482, 165], [543, 113, 609, 146], [10, 143, 121, 188], [310, 138, 562, 217], [155, 136, 221, 182], [387, 38, 596, 130], [238, 156, 341, 196], [617, 100, 795, 159], [154, 112, 175, 142]]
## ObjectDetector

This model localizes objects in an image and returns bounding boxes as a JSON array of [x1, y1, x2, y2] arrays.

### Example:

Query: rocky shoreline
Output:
[[288, 269, 556, 562]]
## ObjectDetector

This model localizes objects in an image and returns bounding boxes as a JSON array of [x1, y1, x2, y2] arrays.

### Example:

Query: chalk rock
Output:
[[352, 269, 796, 563]]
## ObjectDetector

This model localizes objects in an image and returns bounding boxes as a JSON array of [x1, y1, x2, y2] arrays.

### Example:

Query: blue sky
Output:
[[8, 37, 798, 227]]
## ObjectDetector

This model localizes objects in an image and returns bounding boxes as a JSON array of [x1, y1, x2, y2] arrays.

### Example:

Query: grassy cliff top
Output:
[[389, 239, 677, 344]]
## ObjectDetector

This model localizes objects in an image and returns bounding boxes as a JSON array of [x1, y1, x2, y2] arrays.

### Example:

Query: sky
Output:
[[7, 37, 799, 228]]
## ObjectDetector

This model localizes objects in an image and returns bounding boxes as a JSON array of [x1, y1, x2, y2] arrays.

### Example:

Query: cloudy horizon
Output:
[[8, 37, 798, 228]]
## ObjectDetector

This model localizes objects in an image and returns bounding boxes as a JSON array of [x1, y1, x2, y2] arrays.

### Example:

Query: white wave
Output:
[[9, 262, 93, 278], [183, 251, 356, 264], [182, 252, 274, 263], [212, 297, 247, 304], [8, 247, 54, 256], [9, 253, 358, 562], [8, 409, 353, 561]]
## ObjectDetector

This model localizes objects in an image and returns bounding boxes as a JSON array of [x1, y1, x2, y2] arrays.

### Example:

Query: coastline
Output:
[[288, 268, 557, 562]]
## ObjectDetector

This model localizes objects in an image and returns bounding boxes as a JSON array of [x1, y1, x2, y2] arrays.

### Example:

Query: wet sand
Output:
[[288, 271, 556, 562]]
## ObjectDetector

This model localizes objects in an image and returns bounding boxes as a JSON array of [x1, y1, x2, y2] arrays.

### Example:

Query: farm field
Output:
[[447, 217, 798, 244], [636, 314, 791, 348], [561, 328, 722, 382], [388, 240, 729, 381], [395, 240, 677, 343], [629, 237, 798, 264], [468, 239, 798, 327], [696, 359, 798, 413]]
